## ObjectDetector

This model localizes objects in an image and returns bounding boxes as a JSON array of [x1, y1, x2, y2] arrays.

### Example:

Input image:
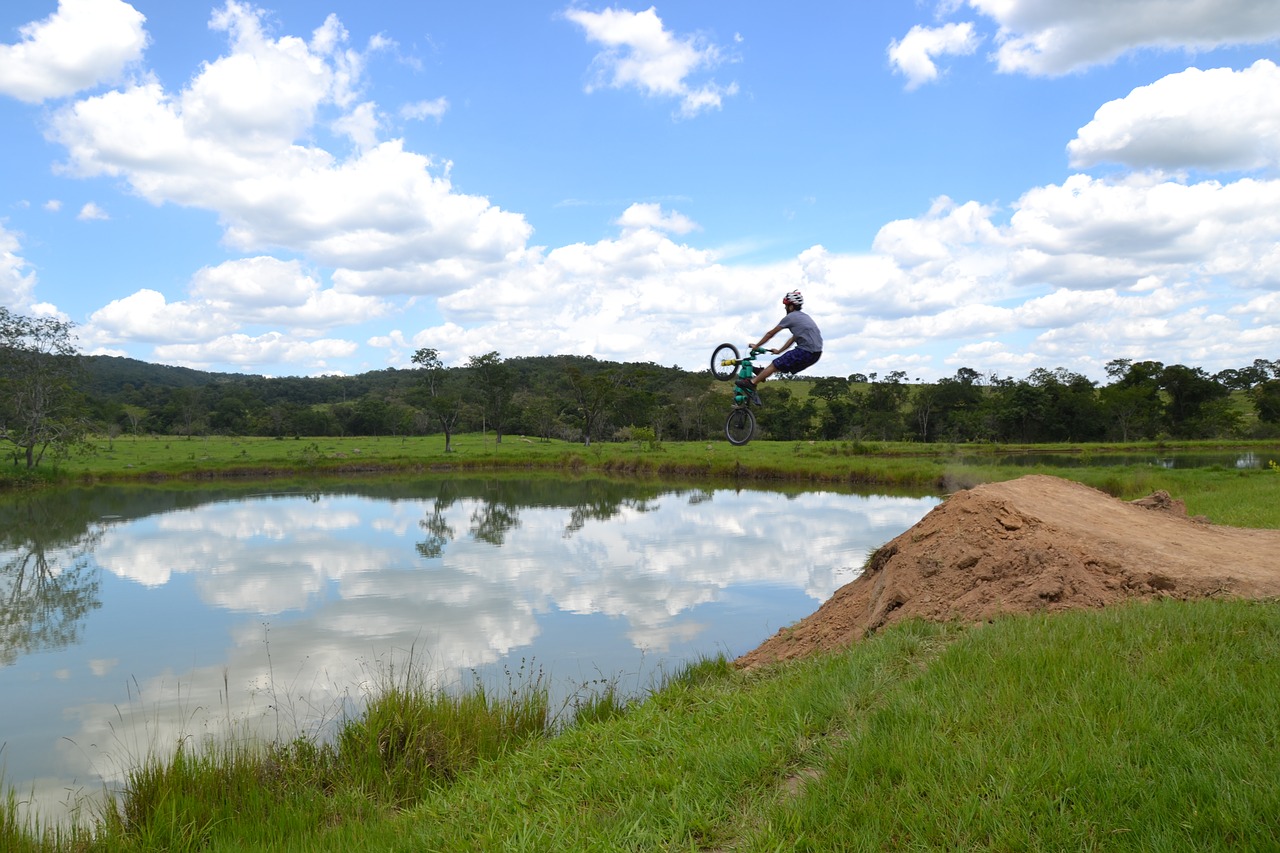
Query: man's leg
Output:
[[736, 362, 774, 390]]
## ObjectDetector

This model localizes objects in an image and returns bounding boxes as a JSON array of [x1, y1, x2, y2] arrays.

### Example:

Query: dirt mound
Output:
[[738, 475, 1280, 668]]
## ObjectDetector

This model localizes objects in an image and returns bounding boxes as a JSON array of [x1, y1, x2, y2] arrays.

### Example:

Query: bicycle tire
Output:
[[725, 407, 755, 445], [710, 343, 740, 380]]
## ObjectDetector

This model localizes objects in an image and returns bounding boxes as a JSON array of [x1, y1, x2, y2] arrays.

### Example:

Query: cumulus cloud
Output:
[[0, 224, 38, 308], [0, 0, 147, 103], [83, 258, 390, 362], [47, 2, 531, 285], [564, 6, 739, 117], [967, 0, 1280, 76], [86, 289, 237, 344], [1005, 174, 1280, 290], [1069, 61, 1280, 172], [153, 331, 358, 371], [888, 22, 979, 89], [189, 256, 391, 329], [401, 96, 448, 122], [615, 202, 699, 234], [393, 164, 1278, 379], [76, 201, 108, 220], [19, 1, 1280, 381]]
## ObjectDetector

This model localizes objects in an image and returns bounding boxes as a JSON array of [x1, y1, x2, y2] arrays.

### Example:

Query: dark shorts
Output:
[[774, 347, 821, 374]]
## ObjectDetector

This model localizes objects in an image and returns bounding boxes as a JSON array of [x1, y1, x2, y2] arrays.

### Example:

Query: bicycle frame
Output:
[[711, 343, 768, 445], [731, 348, 767, 405]]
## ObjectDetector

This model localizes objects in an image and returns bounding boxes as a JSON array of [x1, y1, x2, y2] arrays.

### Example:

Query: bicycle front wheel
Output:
[[710, 343, 740, 380], [725, 407, 755, 445]]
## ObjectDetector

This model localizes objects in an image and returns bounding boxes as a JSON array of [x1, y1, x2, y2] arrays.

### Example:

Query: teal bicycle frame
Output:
[[710, 343, 768, 445]]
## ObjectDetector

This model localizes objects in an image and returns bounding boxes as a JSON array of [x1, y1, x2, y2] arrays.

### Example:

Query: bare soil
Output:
[[737, 475, 1280, 668]]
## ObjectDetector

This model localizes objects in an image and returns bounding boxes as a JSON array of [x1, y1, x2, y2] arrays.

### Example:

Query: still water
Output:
[[955, 450, 1275, 469], [0, 476, 938, 822]]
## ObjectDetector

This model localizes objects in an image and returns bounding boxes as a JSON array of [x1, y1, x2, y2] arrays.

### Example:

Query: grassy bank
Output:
[[17, 433, 1280, 528], [5, 599, 1278, 851]]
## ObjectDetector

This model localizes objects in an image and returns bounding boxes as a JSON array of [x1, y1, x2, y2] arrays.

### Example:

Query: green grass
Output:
[[23, 433, 1280, 528], [12, 600, 1275, 851]]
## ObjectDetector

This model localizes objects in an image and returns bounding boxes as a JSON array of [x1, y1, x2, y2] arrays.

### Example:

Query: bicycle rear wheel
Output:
[[725, 407, 755, 445], [710, 343, 740, 380]]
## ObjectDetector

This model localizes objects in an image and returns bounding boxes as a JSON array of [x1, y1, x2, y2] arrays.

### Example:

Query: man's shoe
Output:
[[735, 378, 761, 405]]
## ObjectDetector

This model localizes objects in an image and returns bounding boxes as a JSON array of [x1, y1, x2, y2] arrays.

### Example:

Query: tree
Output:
[[466, 351, 515, 444], [1160, 364, 1230, 438], [412, 348, 465, 452], [0, 493, 103, 664], [0, 308, 87, 468], [760, 386, 816, 440], [1100, 359, 1164, 441], [919, 368, 983, 442], [513, 389, 563, 441], [565, 362, 624, 446], [1253, 379, 1280, 425], [861, 371, 911, 440], [121, 404, 148, 438]]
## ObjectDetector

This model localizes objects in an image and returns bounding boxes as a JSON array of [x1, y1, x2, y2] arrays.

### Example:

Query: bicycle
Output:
[[709, 343, 768, 445]]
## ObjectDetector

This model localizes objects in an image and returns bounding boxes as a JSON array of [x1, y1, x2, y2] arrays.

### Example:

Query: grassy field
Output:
[[20, 432, 1280, 528]]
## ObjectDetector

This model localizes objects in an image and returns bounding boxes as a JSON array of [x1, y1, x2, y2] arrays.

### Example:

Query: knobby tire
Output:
[[710, 343, 740, 381], [725, 407, 755, 445]]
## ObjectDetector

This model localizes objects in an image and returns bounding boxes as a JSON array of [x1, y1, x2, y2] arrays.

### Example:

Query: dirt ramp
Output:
[[738, 475, 1280, 668]]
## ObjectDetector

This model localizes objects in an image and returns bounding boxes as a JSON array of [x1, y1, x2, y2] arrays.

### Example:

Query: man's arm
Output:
[[769, 335, 796, 355], [752, 324, 784, 350]]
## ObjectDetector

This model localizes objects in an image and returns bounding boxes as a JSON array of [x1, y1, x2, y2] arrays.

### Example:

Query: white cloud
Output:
[[84, 259, 391, 361], [401, 169, 1280, 380], [888, 22, 979, 89], [332, 100, 381, 150], [968, 0, 1280, 76], [186, 2, 349, 152], [615, 202, 699, 234], [0, 0, 147, 103], [1069, 60, 1280, 172], [0, 224, 38, 308], [86, 289, 236, 344], [188, 256, 391, 330], [76, 201, 108, 220], [47, 4, 533, 286], [564, 6, 738, 117], [401, 96, 448, 122], [153, 331, 358, 371], [189, 256, 320, 307], [1005, 174, 1280, 290]]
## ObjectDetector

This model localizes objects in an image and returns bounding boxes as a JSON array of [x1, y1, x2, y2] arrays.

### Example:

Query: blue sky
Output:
[[1, 0, 1278, 381]]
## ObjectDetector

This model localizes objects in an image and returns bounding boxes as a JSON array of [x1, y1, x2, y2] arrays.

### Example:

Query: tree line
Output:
[[2, 307, 1279, 469]]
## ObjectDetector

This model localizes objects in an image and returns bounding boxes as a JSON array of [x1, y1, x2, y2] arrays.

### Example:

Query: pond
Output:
[[0, 476, 940, 824], [953, 450, 1277, 469]]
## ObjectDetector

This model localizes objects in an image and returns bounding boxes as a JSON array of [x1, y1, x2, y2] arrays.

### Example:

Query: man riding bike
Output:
[[735, 290, 823, 404]]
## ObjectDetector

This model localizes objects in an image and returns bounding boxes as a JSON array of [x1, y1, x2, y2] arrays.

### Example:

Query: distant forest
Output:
[[3, 300, 1280, 471], [76, 351, 1280, 446]]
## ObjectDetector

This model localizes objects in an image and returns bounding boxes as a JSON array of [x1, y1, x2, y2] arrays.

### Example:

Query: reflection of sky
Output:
[[0, 483, 936, 824]]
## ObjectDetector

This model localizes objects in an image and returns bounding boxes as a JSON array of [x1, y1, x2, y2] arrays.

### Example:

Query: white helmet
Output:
[[783, 290, 804, 308]]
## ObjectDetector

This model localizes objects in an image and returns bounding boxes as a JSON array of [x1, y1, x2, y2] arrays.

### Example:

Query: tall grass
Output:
[[5, 601, 1279, 850], [71, 659, 557, 851]]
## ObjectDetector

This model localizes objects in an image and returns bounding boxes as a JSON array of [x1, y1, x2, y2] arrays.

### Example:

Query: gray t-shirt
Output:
[[778, 310, 822, 353]]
